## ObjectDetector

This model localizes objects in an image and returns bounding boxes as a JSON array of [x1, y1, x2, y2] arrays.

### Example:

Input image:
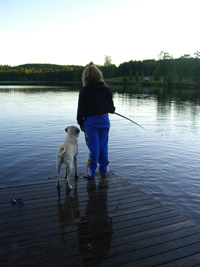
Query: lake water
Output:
[[1, 84, 200, 225]]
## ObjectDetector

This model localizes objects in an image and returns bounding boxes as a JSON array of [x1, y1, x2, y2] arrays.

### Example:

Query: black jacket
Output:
[[77, 81, 115, 128]]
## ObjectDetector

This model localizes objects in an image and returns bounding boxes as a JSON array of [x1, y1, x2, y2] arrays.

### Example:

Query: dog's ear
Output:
[[75, 127, 80, 137], [65, 127, 69, 133]]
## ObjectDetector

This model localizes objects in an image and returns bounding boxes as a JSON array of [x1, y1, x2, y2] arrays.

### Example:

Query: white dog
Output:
[[56, 126, 80, 189]]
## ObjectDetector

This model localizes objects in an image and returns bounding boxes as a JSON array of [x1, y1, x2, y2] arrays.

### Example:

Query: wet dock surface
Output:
[[1, 171, 200, 266]]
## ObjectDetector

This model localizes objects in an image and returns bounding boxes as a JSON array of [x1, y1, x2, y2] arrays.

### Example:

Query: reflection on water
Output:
[[0, 85, 200, 226], [57, 179, 80, 246], [56, 175, 113, 264], [78, 179, 113, 265]]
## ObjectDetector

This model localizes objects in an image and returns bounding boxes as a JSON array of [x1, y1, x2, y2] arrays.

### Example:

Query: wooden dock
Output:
[[1, 171, 200, 266]]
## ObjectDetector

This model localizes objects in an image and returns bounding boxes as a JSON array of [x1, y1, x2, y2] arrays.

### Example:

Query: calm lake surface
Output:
[[1, 84, 200, 225]]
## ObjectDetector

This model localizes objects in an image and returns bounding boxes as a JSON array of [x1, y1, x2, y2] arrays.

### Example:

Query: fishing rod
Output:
[[114, 112, 148, 132]]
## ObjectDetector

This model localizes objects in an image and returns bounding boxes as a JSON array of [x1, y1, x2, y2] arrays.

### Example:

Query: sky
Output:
[[0, 0, 199, 67]]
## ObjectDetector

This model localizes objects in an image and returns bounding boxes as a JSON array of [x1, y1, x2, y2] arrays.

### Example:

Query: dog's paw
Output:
[[67, 185, 73, 190], [66, 180, 73, 190]]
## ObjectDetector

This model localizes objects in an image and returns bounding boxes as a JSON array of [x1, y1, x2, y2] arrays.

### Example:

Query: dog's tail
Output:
[[58, 146, 67, 155]]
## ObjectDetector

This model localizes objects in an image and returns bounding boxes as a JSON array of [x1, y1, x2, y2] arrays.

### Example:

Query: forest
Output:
[[0, 51, 200, 87]]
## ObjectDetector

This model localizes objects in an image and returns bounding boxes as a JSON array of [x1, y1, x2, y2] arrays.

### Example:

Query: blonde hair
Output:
[[82, 65, 104, 87]]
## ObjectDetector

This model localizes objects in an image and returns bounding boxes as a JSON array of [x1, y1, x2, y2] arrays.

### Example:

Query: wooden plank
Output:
[[1, 171, 200, 267], [123, 240, 200, 267], [0, 194, 161, 228], [158, 252, 200, 267]]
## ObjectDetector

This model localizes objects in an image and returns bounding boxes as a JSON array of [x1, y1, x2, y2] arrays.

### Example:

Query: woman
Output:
[[77, 65, 115, 179]]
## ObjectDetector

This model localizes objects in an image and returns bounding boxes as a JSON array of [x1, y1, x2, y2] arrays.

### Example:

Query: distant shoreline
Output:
[[0, 80, 199, 89]]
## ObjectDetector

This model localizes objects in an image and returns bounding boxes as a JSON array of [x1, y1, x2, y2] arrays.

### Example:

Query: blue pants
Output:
[[84, 114, 110, 179]]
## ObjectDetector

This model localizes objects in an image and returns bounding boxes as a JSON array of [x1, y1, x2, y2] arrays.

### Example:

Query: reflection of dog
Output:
[[56, 126, 80, 189], [57, 181, 80, 246]]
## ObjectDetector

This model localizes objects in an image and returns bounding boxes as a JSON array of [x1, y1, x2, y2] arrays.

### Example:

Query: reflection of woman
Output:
[[77, 65, 115, 180], [78, 179, 113, 265]]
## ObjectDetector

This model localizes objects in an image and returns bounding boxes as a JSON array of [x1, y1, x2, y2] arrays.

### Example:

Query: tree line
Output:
[[0, 64, 84, 83], [0, 51, 200, 86]]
